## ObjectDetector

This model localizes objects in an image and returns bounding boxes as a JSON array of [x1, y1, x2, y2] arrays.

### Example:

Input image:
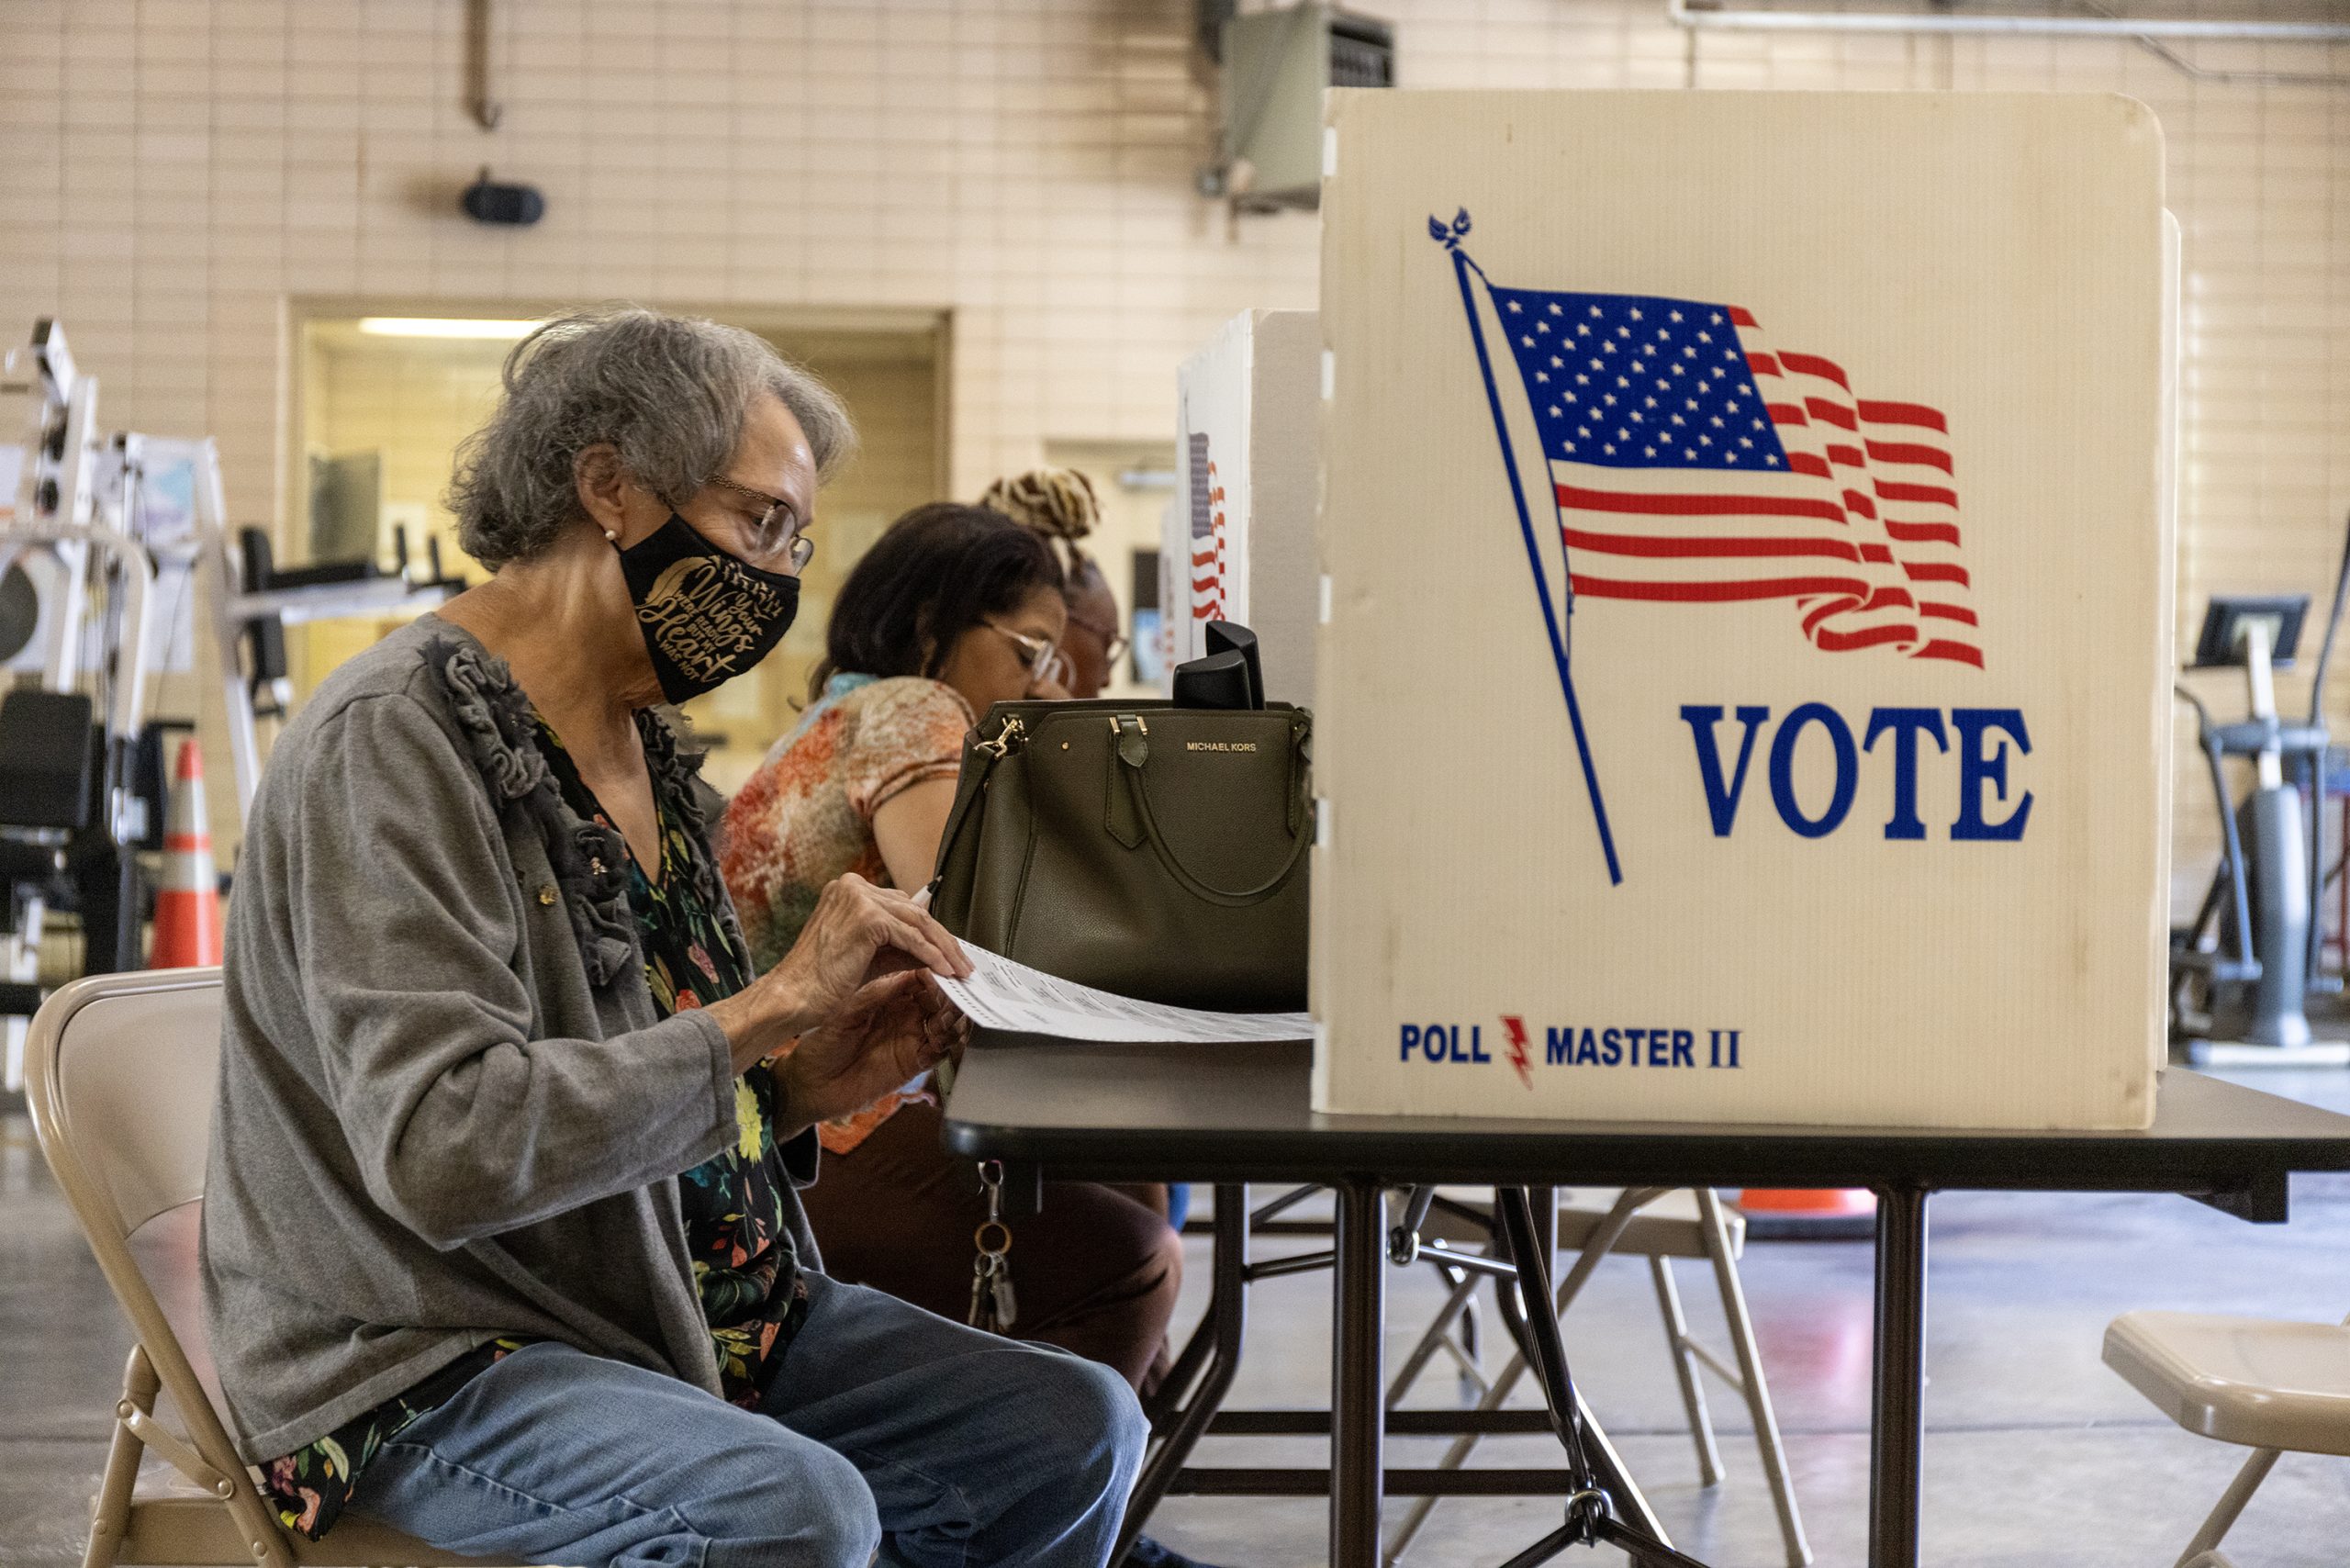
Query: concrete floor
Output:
[[6, 1072, 2350, 1567]]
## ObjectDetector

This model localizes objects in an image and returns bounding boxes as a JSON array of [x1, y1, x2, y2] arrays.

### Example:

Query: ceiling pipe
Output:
[[1665, 0, 2350, 42], [465, 0, 503, 131]]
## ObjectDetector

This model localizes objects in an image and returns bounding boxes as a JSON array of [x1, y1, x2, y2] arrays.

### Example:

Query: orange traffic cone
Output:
[[1738, 1187, 1877, 1240], [151, 738, 222, 968]]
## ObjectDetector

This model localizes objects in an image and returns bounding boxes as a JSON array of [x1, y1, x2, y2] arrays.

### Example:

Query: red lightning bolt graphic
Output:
[[1501, 1014, 1533, 1090]]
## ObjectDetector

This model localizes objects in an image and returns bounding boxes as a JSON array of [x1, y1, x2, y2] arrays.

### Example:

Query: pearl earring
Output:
[[603, 528, 618, 543]]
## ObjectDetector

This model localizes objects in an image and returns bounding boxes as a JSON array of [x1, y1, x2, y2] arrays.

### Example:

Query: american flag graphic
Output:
[[1430, 206, 1985, 887], [1489, 285, 1982, 669], [1185, 431, 1228, 623]]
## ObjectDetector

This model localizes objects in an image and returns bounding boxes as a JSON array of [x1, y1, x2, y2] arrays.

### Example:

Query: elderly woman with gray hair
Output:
[[199, 307, 1145, 1568]]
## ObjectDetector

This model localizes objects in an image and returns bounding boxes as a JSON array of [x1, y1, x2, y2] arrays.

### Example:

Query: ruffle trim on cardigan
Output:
[[426, 633, 640, 990]]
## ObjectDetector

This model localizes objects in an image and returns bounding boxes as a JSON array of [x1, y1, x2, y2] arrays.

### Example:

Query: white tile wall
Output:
[[3, 0, 2346, 895]]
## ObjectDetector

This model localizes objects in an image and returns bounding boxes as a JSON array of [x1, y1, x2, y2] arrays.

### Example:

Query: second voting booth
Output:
[[1170, 309, 1322, 708], [1308, 91, 2175, 1131]]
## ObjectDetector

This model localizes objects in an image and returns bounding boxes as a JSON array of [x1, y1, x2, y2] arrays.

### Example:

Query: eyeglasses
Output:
[[1065, 612, 1129, 666], [704, 476, 815, 574], [985, 622, 1069, 687]]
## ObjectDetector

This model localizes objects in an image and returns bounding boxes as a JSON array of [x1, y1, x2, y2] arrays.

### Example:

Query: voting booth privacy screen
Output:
[[1169, 309, 1322, 706], [1311, 91, 2173, 1130]]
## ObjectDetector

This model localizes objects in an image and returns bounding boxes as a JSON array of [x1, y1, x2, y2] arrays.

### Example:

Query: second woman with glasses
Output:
[[724, 502, 1070, 962], [719, 509, 1198, 1552]]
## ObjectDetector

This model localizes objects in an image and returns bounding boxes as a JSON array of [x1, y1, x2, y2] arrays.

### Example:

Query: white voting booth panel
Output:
[[1311, 91, 2173, 1130], [1169, 309, 1321, 705]]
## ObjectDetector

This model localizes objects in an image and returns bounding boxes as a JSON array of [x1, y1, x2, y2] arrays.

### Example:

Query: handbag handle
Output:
[[1113, 715, 1309, 908], [924, 714, 1021, 901]]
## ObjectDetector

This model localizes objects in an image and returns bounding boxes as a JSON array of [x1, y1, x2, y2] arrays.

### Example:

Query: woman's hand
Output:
[[771, 971, 970, 1137], [707, 873, 969, 1071], [775, 872, 970, 1014]]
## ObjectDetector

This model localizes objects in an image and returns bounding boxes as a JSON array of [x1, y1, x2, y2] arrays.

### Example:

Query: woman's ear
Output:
[[573, 444, 630, 541], [913, 606, 940, 676]]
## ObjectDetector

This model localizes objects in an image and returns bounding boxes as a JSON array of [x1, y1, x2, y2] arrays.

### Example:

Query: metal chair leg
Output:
[[1434, 1264, 1488, 1390], [1438, 1318, 1487, 1393], [2172, 1447, 2279, 1568], [89, 1341, 296, 1568], [83, 1344, 153, 1568], [1650, 1254, 1724, 1485], [1698, 1188, 1811, 1568], [1385, 1190, 1655, 1564], [1386, 1263, 1483, 1406]]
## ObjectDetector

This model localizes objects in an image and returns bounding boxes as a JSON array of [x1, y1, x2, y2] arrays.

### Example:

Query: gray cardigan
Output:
[[199, 614, 818, 1463]]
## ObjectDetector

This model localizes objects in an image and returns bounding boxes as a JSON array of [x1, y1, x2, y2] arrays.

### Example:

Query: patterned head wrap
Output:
[[979, 468, 1101, 574]]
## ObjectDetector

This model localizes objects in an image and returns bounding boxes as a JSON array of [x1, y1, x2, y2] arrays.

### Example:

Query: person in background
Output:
[[723, 502, 1072, 966], [980, 467, 1128, 700], [721, 503, 1216, 1568], [976, 470, 1195, 1237], [199, 308, 1146, 1568]]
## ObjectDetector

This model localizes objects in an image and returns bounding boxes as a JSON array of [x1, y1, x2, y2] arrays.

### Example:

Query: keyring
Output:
[[974, 1221, 1013, 1256]]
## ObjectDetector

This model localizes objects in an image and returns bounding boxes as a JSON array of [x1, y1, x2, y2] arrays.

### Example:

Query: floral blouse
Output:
[[721, 673, 973, 1155], [260, 715, 809, 1541]]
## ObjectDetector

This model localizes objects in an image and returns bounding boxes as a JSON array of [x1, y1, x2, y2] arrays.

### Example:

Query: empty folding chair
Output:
[[1386, 1186, 1809, 1568], [2105, 1307, 2350, 1568], [25, 968, 505, 1567]]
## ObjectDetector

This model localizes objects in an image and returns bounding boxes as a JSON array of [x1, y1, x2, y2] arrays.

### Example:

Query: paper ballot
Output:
[[936, 944, 1313, 1045]]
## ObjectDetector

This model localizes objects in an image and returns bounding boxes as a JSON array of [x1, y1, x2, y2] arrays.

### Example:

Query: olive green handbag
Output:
[[926, 698, 1311, 1012]]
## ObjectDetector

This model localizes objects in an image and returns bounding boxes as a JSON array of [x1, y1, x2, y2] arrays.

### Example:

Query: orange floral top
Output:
[[721, 674, 974, 1154]]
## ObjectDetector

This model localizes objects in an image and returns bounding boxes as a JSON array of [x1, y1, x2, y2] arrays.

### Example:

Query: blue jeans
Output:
[[347, 1272, 1147, 1567]]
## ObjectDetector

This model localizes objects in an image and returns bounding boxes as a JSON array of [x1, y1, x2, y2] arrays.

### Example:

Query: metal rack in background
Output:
[[0, 318, 464, 1092], [1, 320, 158, 1091]]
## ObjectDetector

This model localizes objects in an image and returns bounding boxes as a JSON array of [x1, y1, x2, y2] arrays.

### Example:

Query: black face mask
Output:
[[612, 514, 800, 705]]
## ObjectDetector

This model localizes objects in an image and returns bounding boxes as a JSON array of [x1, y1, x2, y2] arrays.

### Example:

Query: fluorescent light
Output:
[[356, 317, 544, 340]]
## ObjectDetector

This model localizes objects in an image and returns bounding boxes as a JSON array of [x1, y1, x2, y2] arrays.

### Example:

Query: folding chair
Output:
[[25, 967, 503, 1567], [1386, 1187, 1810, 1568], [2104, 1307, 2350, 1568]]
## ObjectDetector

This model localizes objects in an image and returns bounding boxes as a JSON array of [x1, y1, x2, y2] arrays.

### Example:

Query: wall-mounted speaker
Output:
[[462, 167, 544, 226]]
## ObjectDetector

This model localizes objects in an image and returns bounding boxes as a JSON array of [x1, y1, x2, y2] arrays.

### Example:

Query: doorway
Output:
[[287, 303, 950, 786]]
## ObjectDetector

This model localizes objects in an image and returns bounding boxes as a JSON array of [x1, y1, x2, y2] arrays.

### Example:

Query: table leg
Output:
[[1527, 1182, 1557, 1290], [1868, 1183, 1930, 1568], [1495, 1188, 1704, 1567], [1332, 1179, 1385, 1568], [1120, 1183, 1250, 1558]]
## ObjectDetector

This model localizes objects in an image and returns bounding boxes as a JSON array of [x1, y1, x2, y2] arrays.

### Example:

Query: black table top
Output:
[[942, 1033, 2350, 1220]]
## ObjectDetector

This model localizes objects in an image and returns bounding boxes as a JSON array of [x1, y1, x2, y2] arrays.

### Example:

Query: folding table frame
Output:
[[1128, 1182, 1695, 1564], [946, 1033, 2350, 1568]]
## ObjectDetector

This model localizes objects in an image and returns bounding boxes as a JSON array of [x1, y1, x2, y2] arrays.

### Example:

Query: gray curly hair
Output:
[[447, 307, 856, 570]]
